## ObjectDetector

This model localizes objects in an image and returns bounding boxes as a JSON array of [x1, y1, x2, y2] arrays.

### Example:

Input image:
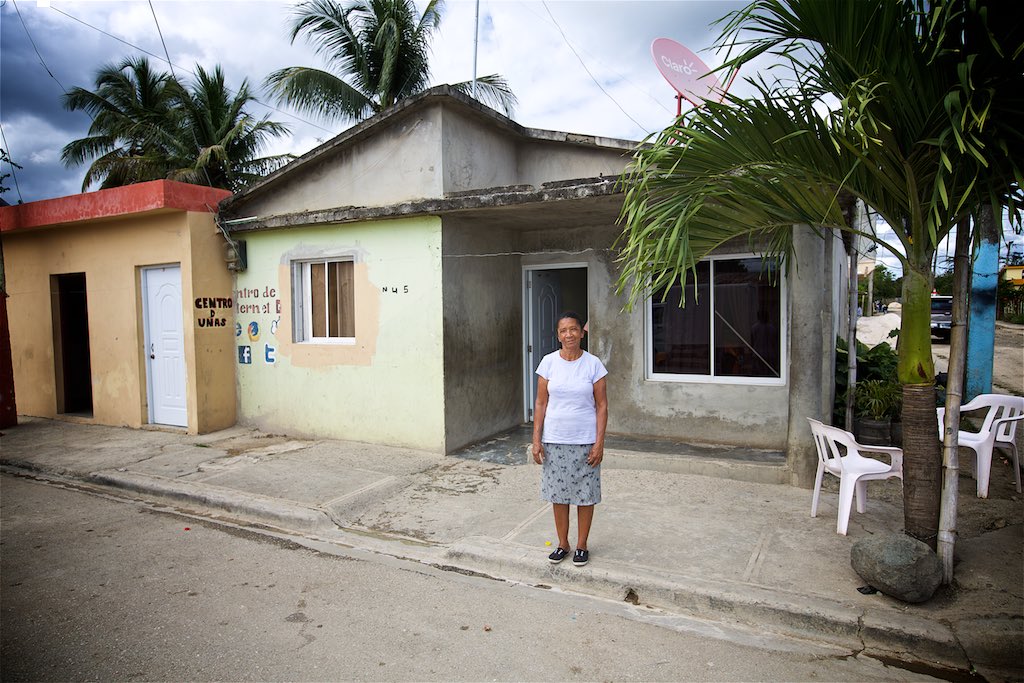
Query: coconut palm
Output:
[[265, 0, 516, 124], [62, 57, 291, 192], [164, 66, 293, 192], [616, 0, 1022, 548], [61, 56, 178, 190]]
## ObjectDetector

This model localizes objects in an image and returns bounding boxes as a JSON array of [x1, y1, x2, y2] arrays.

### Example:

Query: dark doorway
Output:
[[525, 266, 588, 421], [51, 273, 93, 416]]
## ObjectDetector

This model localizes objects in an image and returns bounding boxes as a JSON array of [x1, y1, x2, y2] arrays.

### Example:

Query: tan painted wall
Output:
[[186, 213, 239, 432], [5, 210, 236, 433]]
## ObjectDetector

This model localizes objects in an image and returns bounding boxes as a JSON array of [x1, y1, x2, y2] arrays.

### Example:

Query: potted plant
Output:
[[888, 386, 903, 446], [854, 379, 901, 446]]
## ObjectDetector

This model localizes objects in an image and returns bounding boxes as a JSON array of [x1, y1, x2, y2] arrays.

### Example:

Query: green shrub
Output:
[[853, 379, 902, 420], [834, 336, 900, 423]]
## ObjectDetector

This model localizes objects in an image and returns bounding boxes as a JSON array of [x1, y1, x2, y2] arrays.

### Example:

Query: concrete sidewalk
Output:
[[2, 417, 1021, 680]]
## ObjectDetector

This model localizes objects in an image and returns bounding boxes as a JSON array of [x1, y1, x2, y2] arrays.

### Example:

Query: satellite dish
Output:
[[651, 38, 733, 114]]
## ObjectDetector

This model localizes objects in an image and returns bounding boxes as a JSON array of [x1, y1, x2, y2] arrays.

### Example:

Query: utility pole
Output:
[[471, 0, 480, 99]]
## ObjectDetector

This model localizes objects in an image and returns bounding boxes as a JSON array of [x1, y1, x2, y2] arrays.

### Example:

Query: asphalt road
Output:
[[0, 475, 944, 682], [931, 323, 1023, 395]]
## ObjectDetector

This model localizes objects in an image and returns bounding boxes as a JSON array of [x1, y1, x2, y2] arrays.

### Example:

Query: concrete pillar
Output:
[[787, 225, 834, 487]]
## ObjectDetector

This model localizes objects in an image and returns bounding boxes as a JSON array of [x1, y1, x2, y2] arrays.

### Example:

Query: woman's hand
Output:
[[587, 443, 604, 467], [532, 441, 545, 464]]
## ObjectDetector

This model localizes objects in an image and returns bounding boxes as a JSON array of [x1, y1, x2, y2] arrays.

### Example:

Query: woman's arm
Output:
[[532, 377, 549, 464], [588, 377, 608, 466]]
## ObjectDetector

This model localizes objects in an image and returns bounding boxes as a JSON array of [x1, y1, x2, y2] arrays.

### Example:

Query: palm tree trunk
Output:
[[938, 216, 973, 581], [898, 266, 941, 548]]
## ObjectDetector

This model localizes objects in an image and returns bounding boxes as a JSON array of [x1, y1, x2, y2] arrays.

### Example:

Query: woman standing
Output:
[[531, 311, 608, 566]]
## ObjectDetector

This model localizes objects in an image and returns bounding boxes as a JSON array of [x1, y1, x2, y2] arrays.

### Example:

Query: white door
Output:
[[143, 266, 188, 427]]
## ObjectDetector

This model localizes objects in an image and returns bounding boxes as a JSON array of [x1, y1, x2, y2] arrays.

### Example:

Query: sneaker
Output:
[[548, 547, 569, 564], [573, 549, 589, 566]]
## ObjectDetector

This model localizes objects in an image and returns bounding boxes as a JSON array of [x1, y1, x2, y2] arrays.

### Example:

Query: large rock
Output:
[[851, 533, 942, 603]]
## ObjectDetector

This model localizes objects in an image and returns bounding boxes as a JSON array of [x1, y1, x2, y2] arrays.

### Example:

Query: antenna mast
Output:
[[472, 0, 480, 98]]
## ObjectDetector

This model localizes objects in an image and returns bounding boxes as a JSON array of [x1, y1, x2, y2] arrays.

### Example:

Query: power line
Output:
[[145, 0, 216, 187], [0, 122, 25, 204], [540, 1, 650, 133], [12, 0, 67, 92], [147, 0, 178, 81], [47, 4, 336, 135], [514, 0, 672, 116], [49, 5, 168, 66]]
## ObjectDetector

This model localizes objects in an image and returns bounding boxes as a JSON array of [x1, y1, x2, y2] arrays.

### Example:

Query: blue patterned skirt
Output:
[[540, 443, 601, 505]]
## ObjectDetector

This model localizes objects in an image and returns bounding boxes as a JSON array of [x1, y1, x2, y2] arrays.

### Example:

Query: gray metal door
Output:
[[527, 270, 562, 420]]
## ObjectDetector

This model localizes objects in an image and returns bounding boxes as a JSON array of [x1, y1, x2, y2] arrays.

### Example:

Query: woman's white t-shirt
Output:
[[536, 350, 608, 444]]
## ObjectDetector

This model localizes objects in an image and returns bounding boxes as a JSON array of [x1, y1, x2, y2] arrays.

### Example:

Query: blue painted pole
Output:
[[966, 207, 998, 401]]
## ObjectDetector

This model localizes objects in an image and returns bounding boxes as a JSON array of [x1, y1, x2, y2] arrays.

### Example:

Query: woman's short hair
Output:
[[558, 311, 585, 329]]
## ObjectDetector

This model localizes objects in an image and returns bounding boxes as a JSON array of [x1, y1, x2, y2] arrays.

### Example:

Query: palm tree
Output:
[[616, 0, 1022, 549], [165, 66, 293, 192], [61, 56, 177, 190], [265, 0, 516, 124], [62, 57, 292, 192]]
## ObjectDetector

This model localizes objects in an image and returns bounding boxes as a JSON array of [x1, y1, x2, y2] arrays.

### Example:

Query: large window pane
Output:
[[327, 261, 355, 337], [713, 258, 781, 378], [298, 259, 355, 341], [310, 262, 326, 338], [651, 262, 711, 374]]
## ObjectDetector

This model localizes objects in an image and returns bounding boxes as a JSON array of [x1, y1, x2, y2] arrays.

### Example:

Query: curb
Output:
[[85, 469, 337, 535], [603, 448, 790, 485], [445, 536, 969, 674]]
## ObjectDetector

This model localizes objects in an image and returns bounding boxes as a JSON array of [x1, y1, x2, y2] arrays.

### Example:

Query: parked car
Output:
[[931, 295, 953, 341]]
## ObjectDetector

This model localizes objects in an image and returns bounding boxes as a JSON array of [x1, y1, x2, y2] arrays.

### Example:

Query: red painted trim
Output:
[[0, 180, 231, 233]]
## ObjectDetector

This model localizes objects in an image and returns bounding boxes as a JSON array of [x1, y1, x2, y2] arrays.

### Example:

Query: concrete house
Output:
[[1, 181, 237, 434], [219, 86, 847, 486]]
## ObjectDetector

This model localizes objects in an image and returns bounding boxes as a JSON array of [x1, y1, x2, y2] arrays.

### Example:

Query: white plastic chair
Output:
[[807, 418, 904, 535], [937, 394, 1024, 498]]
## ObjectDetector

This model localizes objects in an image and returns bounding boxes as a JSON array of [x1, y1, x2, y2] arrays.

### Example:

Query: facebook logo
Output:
[[238, 345, 252, 364]]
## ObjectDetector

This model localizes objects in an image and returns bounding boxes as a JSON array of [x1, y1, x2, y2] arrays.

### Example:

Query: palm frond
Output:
[[268, 0, 512, 124], [265, 66, 374, 123], [449, 75, 518, 117]]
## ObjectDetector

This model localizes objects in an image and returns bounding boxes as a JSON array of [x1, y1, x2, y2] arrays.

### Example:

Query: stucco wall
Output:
[[187, 213, 239, 433], [440, 105, 518, 194], [785, 226, 839, 485], [439, 113, 632, 193], [4, 210, 235, 433], [441, 221, 522, 452], [445, 217, 792, 449], [232, 217, 445, 451], [234, 108, 445, 219], [517, 141, 631, 189], [516, 224, 803, 451]]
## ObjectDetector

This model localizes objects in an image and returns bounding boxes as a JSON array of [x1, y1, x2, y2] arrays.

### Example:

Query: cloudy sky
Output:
[[2, 0, 752, 199], [2, 0, 1020, 270]]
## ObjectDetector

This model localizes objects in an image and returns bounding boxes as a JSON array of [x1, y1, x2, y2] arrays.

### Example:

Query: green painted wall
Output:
[[233, 217, 445, 451]]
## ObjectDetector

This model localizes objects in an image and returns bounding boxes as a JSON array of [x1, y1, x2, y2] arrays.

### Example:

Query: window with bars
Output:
[[646, 255, 785, 384], [293, 259, 355, 342]]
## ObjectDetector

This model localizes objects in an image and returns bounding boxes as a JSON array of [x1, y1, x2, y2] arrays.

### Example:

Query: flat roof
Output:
[[0, 180, 231, 233]]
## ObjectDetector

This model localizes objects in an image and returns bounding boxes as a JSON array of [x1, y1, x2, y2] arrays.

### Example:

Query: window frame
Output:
[[291, 257, 356, 345], [644, 253, 787, 386]]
